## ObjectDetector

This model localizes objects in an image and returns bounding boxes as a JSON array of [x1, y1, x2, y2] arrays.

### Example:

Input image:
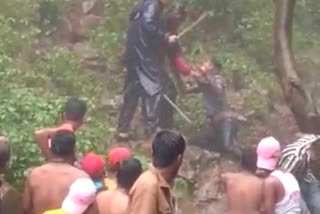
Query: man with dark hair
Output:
[[129, 130, 186, 214], [96, 158, 142, 214], [221, 148, 263, 214], [35, 97, 87, 160], [0, 137, 22, 214], [117, 0, 191, 139], [23, 131, 90, 214]]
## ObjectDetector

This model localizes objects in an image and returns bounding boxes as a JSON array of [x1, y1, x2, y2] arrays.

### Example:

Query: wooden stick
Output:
[[163, 94, 193, 124], [177, 12, 208, 38]]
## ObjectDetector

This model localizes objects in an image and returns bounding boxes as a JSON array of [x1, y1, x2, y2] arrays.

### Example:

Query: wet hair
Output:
[[241, 148, 257, 172], [152, 130, 186, 168], [51, 130, 76, 157], [64, 97, 87, 122], [0, 138, 10, 170], [116, 158, 142, 190]]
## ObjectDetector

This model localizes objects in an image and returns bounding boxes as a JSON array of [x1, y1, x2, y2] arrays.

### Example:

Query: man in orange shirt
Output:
[[129, 130, 186, 214], [34, 97, 87, 161]]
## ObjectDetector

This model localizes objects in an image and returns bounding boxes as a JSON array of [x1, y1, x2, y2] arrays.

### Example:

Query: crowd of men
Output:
[[1, 0, 320, 213], [1, 98, 320, 214]]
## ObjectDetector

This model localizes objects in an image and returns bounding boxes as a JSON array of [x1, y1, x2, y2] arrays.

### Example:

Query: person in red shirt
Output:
[[34, 97, 87, 161]]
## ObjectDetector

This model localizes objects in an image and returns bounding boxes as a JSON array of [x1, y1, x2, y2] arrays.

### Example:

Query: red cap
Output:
[[108, 147, 132, 170], [81, 153, 105, 179]]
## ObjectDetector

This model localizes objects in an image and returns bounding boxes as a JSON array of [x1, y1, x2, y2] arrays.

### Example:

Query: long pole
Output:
[[163, 94, 193, 124], [177, 12, 208, 38]]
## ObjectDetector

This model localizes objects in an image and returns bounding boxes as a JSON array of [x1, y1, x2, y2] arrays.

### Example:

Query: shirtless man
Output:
[[0, 137, 22, 214], [96, 158, 142, 214], [35, 97, 86, 161], [221, 148, 263, 214], [23, 130, 89, 214]]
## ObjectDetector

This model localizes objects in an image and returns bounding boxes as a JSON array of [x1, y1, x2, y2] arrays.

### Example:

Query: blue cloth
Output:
[[299, 178, 320, 214], [94, 181, 104, 191]]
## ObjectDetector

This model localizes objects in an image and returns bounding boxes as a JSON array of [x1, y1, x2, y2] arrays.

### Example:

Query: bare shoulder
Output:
[[264, 176, 279, 189], [72, 167, 89, 178], [96, 190, 113, 201], [34, 127, 55, 136]]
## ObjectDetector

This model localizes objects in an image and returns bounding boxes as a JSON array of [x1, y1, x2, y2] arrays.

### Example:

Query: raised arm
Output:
[[34, 128, 55, 160]]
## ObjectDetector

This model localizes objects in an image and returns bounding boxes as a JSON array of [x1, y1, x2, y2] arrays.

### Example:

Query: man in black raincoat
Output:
[[117, 0, 190, 139]]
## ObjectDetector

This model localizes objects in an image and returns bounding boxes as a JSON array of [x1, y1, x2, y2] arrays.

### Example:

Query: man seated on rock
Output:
[[188, 60, 246, 160], [96, 158, 142, 214], [129, 130, 186, 214], [23, 130, 90, 214], [0, 136, 22, 214], [35, 97, 87, 162], [221, 147, 263, 214]]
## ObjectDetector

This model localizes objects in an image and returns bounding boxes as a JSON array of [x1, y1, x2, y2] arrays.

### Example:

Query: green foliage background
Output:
[[0, 0, 319, 189]]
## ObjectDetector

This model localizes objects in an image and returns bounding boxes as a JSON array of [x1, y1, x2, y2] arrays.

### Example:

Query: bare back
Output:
[[96, 189, 129, 214], [222, 172, 263, 214], [23, 162, 89, 214]]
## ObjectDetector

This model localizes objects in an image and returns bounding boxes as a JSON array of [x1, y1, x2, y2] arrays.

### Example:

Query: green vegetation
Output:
[[0, 0, 319, 190]]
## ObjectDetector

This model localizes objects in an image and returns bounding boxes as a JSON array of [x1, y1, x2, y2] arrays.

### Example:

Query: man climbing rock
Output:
[[117, 0, 184, 139]]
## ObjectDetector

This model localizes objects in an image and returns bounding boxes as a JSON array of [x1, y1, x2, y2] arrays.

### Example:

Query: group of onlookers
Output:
[[222, 135, 320, 214], [1, 97, 320, 214]]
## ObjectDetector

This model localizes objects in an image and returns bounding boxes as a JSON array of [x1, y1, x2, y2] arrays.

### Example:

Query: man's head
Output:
[[81, 153, 105, 180], [199, 59, 222, 75], [256, 136, 281, 178], [63, 97, 87, 129], [152, 130, 186, 176], [116, 158, 142, 191], [0, 137, 10, 174], [108, 147, 132, 171], [166, 7, 187, 34], [294, 134, 320, 161], [241, 148, 257, 173], [51, 130, 76, 160], [61, 178, 97, 214], [159, 0, 171, 8]]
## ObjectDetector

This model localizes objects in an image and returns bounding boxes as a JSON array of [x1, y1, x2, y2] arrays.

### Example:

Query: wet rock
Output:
[[179, 145, 220, 182], [100, 94, 122, 110]]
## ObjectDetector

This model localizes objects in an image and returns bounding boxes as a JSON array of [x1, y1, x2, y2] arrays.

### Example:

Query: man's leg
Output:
[[141, 91, 162, 137], [300, 179, 320, 214], [215, 118, 243, 160], [117, 80, 140, 138], [158, 78, 177, 129]]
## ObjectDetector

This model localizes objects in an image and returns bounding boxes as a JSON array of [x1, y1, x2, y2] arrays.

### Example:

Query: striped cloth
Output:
[[278, 134, 320, 183]]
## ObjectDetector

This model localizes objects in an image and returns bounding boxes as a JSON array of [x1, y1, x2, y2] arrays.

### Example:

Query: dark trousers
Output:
[[158, 77, 177, 130], [117, 80, 162, 136], [299, 178, 320, 214], [189, 118, 243, 160]]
